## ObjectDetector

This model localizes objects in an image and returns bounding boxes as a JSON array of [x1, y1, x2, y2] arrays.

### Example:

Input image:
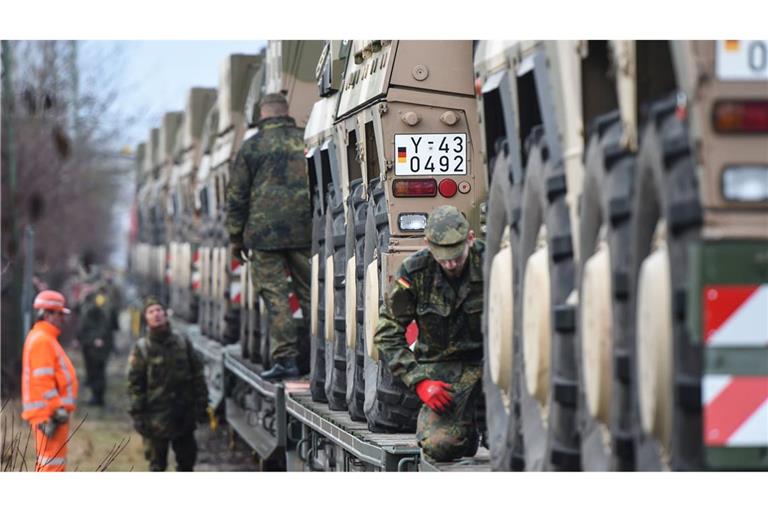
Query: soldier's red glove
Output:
[[415, 379, 453, 414]]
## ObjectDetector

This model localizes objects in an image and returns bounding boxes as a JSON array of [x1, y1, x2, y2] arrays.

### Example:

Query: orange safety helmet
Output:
[[33, 290, 71, 314]]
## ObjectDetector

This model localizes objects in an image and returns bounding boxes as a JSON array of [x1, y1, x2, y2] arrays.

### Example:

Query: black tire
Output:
[[240, 265, 250, 360], [346, 178, 367, 422], [258, 297, 271, 369], [362, 177, 421, 433], [576, 111, 637, 470], [482, 138, 525, 471], [309, 190, 327, 402], [324, 187, 348, 410], [518, 127, 580, 470], [628, 94, 703, 470], [246, 294, 261, 365], [223, 304, 240, 344]]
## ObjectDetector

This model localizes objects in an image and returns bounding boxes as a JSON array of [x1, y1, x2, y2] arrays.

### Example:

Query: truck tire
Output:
[[576, 111, 637, 470], [246, 294, 261, 365], [240, 260, 250, 360], [518, 127, 580, 470], [324, 187, 348, 410], [310, 194, 328, 402], [362, 178, 421, 433], [483, 138, 525, 471], [223, 305, 240, 344], [346, 179, 367, 421], [628, 94, 702, 470]]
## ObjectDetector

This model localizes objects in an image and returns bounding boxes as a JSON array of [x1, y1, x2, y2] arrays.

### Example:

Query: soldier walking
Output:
[[75, 283, 115, 406], [227, 92, 312, 380], [127, 298, 209, 471], [375, 206, 485, 462]]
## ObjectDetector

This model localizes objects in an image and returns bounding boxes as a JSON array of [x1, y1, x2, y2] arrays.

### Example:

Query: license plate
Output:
[[394, 133, 467, 176], [716, 40, 768, 81]]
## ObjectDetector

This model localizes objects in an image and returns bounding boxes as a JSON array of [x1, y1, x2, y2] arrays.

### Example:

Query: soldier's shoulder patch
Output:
[[403, 249, 431, 273]]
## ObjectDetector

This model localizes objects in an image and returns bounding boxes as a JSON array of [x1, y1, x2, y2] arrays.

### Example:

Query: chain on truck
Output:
[[129, 39, 768, 471]]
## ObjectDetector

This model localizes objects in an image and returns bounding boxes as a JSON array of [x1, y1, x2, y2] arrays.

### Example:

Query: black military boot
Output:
[[260, 358, 301, 381]]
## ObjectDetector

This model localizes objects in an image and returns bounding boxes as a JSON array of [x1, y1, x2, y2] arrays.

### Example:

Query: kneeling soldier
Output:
[[375, 205, 484, 462]]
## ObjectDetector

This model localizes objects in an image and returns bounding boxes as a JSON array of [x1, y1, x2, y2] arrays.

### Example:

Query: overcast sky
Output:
[[85, 40, 266, 150]]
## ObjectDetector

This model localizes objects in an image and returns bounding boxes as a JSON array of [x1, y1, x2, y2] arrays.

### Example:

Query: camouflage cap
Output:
[[425, 205, 469, 261], [143, 296, 165, 314], [259, 93, 288, 107]]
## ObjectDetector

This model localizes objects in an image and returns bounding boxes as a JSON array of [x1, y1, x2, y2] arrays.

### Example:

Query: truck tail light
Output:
[[713, 100, 768, 133], [392, 178, 437, 197], [438, 178, 458, 198]]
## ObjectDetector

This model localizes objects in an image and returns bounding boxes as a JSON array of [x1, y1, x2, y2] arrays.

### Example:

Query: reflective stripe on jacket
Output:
[[21, 321, 79, 424]]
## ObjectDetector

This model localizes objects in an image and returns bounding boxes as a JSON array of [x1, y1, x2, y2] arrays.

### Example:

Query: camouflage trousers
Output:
[[143, 430, 197, 471], [416, 364, 483, 463], [250, 248, 311, 361]]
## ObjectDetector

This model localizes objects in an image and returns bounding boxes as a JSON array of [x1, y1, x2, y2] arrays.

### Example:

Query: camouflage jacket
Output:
[[226, 115, 312, 251], [76, 292, 114, 354], [126, 326, 208, 438], [374, 240, 485, 389]]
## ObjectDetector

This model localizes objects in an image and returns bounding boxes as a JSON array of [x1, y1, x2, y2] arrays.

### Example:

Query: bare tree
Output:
[[2, 40, 136, 396]]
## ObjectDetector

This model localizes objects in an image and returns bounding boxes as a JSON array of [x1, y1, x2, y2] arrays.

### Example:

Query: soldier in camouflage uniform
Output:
[[375, 205, 484, 462], [75, 283, 115, 406], [226, 92, 311, 380], [127, 298, 209, 471]]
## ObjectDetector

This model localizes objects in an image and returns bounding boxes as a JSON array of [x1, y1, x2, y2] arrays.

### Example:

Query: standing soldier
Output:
[[374, 206, 485, 462], [75, 283, 114, 406], [21, 290, 79, 472], [126, 298, 209, 471], [227, 93, 312, 380]]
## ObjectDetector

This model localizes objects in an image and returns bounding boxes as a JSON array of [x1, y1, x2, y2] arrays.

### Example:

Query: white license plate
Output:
[[394, 133, 467, 176], [716, 40, 768, 81]]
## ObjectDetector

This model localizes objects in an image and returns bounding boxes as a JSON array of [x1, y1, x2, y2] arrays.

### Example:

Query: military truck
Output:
[[134, 126, 164, 300], [167, 87, 217, 322], [196, 102, 220, 338], [130, 140, 149, 296], [195, 53, 261, 344], [475, 40, 768, 471]]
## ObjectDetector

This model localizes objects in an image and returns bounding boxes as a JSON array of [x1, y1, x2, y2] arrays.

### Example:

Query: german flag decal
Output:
[[397, 277, 411, 289], [397, 146, 407, 164]]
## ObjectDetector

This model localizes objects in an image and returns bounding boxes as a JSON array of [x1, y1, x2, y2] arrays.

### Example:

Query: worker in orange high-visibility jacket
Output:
[[21, 290, 79, 472]]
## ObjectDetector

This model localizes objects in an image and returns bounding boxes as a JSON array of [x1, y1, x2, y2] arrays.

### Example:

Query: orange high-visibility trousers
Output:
[[32, 421, 70, 472]]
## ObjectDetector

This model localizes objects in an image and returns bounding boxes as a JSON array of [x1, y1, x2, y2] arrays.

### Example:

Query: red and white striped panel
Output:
[[229, 257, 242, 305], [703, 375, 768, 447], [191, 249, 201, 291], [704, 285, 768, 347], [406, 320, 418, 349], [288, 292, 303, 319], [285, 272, 304, 319]]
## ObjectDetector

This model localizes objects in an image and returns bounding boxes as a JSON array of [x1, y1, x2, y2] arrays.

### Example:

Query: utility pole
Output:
[[68, 40, 80, 142], [21, 226, 36, 336], [2, 40, 19, 258], [1, 40, 24, 395]]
